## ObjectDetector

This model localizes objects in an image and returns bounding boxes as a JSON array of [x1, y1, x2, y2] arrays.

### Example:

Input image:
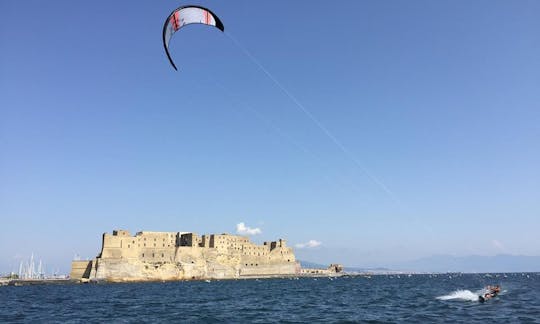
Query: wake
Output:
[[437, 290, 479, 301]]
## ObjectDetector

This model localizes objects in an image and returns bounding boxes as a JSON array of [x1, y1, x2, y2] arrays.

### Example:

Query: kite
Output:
[[162, 5, 225, 70]]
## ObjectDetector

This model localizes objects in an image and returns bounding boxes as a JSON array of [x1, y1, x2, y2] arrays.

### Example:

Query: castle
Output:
[[71, 230, 299, 282]]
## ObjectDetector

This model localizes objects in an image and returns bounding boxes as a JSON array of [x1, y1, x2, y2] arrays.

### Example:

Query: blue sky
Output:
[[1, 0, 539, 273]]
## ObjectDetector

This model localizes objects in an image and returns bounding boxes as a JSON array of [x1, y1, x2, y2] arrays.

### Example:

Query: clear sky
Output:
[[1, 0, 539, 273]]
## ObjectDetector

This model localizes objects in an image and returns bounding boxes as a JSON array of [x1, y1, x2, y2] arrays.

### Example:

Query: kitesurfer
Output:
[[479, 285, 500, 302]]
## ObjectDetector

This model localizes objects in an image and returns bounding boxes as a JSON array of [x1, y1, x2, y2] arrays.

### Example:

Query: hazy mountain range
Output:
[[302, 254, 540, 273], [390, 254, 540, 273]]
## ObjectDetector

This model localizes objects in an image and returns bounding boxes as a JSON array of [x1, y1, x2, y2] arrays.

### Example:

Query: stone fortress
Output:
[[71, 229, 301, 282]]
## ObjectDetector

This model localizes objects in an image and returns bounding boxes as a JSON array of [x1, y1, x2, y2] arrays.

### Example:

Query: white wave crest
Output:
[[437, 290, 479, 301]]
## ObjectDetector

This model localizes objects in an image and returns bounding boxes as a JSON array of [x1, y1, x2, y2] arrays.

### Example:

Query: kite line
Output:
[[225, 32, 401, 206]]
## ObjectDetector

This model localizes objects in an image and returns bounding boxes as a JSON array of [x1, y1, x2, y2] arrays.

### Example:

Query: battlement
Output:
[[112, 230, 130, 237], [98, 229, 295, 263]]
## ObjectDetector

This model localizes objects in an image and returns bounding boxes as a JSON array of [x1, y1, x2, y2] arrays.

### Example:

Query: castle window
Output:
[[152, 253, 155, 257], [142, 253, 145, 257], [128, 245, 130, 248], [162, 253, 164, 257], [144, 243, 146, 247], [154, 243, 156, 247]]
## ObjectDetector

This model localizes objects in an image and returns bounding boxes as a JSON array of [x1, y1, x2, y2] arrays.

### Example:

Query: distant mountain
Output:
[[392, 254, 540, 273], [299, 261, 392, 273], [298, 260, 328, 269]]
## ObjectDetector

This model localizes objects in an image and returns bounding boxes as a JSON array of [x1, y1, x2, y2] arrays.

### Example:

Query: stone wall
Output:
[[300, 263, 344, 276], [75, 229, 299, 282], [70, 260, 92, 280]]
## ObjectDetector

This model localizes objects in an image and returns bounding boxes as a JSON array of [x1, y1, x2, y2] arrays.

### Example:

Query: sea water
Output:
[[1, 273, 539, 322]]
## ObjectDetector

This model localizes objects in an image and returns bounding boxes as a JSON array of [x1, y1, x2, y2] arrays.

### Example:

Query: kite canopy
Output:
[[162, 5, 225, 71]]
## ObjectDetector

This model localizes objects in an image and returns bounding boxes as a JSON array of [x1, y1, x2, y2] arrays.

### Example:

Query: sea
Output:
[[1, 273, 539, 323]]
